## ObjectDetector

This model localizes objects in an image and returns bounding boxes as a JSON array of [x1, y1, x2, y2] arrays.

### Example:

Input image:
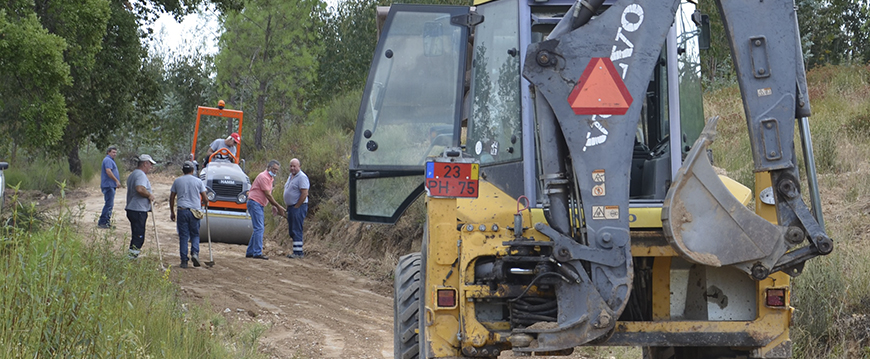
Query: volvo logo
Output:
[[583, 3, 645, 152]]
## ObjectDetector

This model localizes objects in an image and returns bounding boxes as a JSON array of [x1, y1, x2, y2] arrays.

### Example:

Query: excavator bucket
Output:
[[662, 116, 790, 278]]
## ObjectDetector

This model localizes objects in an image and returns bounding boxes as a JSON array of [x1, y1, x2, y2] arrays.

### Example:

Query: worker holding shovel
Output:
[[169, 161, 208, 269], [126, 154, 156, 259]]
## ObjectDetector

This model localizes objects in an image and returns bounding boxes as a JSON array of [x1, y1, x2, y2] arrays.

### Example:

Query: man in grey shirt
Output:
[[169, 161, 208, 268], [205, 132, 240, 163], [283, 158, 309, 258], [126, 154, 156, 259]]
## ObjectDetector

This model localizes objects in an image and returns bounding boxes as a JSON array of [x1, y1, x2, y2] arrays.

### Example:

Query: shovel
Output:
[[204, 206, 215, 267], [150, 209, 166, 271]]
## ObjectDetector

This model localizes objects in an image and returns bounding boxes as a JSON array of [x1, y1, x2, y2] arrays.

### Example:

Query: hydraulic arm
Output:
[[521, 0, 833, 350]]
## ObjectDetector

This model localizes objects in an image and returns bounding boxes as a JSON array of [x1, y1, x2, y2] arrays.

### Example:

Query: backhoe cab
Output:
[[349, 0, 832, 358]]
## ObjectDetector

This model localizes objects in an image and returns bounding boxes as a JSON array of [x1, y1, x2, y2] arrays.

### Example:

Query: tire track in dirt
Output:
[[72, 174, 394, 358]]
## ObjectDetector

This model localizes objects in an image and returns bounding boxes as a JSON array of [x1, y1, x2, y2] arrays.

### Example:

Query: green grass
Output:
[[706, 64, 870, 358], [0, 186, 266, 358], [4, 148, 105, 194]]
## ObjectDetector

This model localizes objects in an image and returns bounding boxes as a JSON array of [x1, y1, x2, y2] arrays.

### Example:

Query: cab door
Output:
[[350, 5, 473, 223]]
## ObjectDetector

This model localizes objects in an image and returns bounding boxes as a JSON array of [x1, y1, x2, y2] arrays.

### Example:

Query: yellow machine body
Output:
[[422, 179, 792, 357]]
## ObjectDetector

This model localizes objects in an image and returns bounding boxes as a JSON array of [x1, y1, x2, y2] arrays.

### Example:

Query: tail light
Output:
[[766, 288, 787, 307], [437, 288, 457, 308]]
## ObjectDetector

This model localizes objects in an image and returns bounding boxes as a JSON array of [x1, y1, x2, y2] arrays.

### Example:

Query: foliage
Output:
[[215, 0, 325, 150], [316, 0, 471, 104], [0, 9, 71, 154], [698, 0, 870, 91], [316, 0, 379, 99], [132, 0, 244, 29], [0, 0, 241, 176], [797, 0, 870, 67], [57, 0, 163, 177], [706, 64, 870, 358], [696, 0, 735, 89], [147, 51, 218, 165], [3, 150, 103, 194], [0, 186, 267, 358]]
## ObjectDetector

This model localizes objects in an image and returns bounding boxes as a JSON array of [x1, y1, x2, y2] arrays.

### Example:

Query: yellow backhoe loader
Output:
[[349, 0, 832, 357]]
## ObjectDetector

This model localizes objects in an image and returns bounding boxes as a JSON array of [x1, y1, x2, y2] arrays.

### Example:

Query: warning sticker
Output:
[[592, 183, 605, 197], [592, 169, 605, 183], [592, 206, 606, 220], [605, 206, 619, 219]]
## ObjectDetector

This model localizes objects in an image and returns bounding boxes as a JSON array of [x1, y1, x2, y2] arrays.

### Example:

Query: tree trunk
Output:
[[255, 87, 267, 150], [68, 142, 82, 177]]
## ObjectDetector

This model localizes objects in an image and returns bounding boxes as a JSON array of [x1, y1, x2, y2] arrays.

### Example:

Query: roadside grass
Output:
[[707, 64, 870, 358], [4, 148, 104, 194], [0, 185, 266, 358]]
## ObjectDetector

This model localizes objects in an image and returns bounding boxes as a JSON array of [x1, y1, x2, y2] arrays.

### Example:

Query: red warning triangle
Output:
[[567, 57, 633, 115]]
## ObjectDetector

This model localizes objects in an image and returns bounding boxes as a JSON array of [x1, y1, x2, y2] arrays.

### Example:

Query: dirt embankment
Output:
[[72, 173, 394, 358]]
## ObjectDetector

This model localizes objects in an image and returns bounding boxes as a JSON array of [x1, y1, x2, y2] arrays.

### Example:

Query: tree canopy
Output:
[[0, 0, 867, 177], [215, 0, 325, 149]]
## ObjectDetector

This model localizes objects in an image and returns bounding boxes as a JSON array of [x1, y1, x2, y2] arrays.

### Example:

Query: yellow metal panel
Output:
[[629, 207, 663, 228], [753, 172, 791, 354], [425, 196, 462, 357], [720, 174, 752, 205], [457, 182, 522, 224], [651, 257, 671, 320], [631, 241, 677, 256], [754, 172, 777, 220], [429, 312, 461, 351], [440, 177, 789, 353], [615, 305, 790, 340]]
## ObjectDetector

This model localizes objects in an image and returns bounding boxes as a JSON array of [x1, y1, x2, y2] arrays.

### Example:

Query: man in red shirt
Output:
[[245, 160, 286, 259]]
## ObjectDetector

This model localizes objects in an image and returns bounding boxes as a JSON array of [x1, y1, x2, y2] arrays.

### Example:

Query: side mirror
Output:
[[693, 11, 711, 50]]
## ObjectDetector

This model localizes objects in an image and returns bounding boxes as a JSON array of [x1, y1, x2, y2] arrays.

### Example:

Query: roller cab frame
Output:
[[190, 104, 254, 244]]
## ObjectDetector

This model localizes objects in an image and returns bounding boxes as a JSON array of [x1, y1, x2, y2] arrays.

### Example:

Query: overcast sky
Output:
[[147, 1, 340, 57], [149, 6, 221, 57]]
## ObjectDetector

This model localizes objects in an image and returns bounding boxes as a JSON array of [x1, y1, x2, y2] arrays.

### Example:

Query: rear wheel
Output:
[[394, 253, 422, 359]]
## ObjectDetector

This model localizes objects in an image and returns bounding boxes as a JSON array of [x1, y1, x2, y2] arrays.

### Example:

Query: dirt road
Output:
[[74, 173, 394, 358]]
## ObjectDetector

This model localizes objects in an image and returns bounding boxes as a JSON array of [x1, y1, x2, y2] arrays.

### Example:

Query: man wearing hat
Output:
[[169, 161, 208, 268], [126, 154, 156, 259], [206, 132, 240, 163]]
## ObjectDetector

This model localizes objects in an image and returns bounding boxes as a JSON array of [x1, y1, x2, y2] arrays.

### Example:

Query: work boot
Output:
[[180, 261, 189, 269], [191, 253, 201, 267]]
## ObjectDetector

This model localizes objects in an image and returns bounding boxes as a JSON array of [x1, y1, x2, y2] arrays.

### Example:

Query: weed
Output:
[[0, 186, 267, 358]]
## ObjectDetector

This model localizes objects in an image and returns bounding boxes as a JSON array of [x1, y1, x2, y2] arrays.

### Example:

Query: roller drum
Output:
[[205, 209, 254, 245]]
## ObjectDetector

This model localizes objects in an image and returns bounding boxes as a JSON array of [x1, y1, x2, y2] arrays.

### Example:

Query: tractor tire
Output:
[[394, 253, 422, 359]]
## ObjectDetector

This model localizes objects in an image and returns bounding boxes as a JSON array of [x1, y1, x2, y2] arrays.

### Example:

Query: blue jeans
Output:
[[245, 201, 265, 257], [287, 203, 307, 255], [99, 187, 115, 226], [176, 209, 201, 262]]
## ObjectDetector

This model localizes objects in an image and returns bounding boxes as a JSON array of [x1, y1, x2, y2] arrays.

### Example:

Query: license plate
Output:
[[425, 162, 479, 198]]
